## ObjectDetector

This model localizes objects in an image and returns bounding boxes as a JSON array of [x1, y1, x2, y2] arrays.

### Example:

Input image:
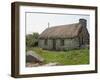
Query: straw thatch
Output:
[[39, 23, 82, 39]]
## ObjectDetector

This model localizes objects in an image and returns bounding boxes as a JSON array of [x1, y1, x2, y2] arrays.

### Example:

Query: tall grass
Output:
[[27, 47, 89, 65]]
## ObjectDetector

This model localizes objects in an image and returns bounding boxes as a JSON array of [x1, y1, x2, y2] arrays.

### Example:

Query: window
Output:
[[44, 39, 48, 45], [61, 40, 64, 46]]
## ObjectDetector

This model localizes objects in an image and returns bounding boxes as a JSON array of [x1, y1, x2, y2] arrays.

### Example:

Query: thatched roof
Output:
[[39, 23, 82, 39]]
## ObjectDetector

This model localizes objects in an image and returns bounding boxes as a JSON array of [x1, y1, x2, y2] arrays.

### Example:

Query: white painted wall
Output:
[[0, 0, 100, 80]]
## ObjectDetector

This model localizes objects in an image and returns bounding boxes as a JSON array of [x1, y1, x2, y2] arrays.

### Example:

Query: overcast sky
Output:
[[26, 12, 90, 34]]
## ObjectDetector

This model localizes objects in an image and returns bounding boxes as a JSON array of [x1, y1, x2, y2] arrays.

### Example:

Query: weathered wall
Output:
[[56, 38, 79, 50], [38, 39, 53, 50], [38, 38, 80, 50], [82, 27, 89, 44], [78, 27, 89, 46]]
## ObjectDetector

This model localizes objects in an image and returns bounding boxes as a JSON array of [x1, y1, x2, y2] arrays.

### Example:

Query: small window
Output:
[[44, 39, 48, 45], [61, 40, 64, 46]]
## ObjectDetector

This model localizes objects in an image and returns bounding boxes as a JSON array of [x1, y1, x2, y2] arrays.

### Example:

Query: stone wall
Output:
[[38, 38, 80, 51], [56, 38, 79, 50], [38, 39, 53, 50]]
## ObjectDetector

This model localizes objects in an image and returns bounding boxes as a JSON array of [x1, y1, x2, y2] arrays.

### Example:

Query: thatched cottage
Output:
[[38, 19, 89, 50]]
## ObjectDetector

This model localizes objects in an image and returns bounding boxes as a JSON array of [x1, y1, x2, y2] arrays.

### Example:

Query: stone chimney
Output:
[[79, 19, 87, 27]]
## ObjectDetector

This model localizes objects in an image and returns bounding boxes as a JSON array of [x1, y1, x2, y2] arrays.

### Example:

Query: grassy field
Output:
[[27, 47, 89, 65]]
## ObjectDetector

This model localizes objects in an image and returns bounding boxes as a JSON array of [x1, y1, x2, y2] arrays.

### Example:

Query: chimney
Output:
[[79, 19, 87, 27]]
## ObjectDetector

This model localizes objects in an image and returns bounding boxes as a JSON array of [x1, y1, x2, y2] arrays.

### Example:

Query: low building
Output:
[[38, 19, 89, 50]]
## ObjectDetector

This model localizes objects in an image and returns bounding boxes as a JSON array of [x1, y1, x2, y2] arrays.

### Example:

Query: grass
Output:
[[27, 47, 89, 65]]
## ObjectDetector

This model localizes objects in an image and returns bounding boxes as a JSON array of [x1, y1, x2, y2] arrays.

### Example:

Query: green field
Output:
[[27, 47, 89, 65]]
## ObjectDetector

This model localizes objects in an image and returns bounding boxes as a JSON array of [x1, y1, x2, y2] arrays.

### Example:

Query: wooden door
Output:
[[53, 39, 56, 50]]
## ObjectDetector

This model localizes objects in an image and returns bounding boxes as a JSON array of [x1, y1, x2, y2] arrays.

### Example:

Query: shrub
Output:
[[26, 32, 39, 47]]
